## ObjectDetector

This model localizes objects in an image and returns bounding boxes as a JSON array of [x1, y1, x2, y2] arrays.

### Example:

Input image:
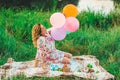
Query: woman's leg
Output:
[[34, 59, 39, 67]]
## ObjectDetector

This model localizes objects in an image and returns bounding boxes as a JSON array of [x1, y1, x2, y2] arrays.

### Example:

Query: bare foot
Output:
[[62, 57, 70, 64], [64, 53, 72, 59]]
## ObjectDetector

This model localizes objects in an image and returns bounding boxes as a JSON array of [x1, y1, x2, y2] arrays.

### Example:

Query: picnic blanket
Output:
[[0, 55, 114, 80]]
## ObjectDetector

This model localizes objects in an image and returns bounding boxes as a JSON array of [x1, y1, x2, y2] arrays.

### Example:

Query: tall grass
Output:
[[77, 10, 120, 29], [0, 0, 58, 11], [0, 8, 120, 80], [0, 0, 79, 11]]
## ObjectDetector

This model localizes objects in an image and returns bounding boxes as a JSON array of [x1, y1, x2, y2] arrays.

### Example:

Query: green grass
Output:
[[0, 8, 120, 80], [8, 75, 90, 80]]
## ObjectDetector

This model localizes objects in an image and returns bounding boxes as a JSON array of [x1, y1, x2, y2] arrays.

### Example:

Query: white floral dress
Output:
[[35, 30, 64, 63]]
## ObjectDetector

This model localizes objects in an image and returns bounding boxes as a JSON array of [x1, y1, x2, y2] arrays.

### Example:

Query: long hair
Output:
[[32, 24, 42, 48]]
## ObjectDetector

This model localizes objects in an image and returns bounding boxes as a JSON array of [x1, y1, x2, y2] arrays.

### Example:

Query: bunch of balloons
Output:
[[50, 4, 79, 40]]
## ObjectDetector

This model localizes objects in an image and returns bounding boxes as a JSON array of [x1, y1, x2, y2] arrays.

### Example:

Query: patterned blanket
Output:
[[0, 55, 114, 80]]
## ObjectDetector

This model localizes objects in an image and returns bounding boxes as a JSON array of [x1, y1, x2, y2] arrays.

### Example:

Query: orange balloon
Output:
[[62, 4, 78, 17]]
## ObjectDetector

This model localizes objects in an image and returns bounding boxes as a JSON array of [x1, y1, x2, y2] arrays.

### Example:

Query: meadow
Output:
[[0, 4, 120, 80]]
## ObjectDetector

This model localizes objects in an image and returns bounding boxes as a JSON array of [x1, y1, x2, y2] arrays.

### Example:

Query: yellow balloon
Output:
[[62, 4, 78, 17]]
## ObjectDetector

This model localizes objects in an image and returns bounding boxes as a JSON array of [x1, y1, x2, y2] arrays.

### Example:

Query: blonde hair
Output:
[[32, 24, 42, 48]]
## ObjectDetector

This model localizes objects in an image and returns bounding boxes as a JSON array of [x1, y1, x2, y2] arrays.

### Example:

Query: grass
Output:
[[8, 75, 90, 80], [0, 7, 120, 80]]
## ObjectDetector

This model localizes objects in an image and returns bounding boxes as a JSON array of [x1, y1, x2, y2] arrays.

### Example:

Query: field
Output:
[[0, 5, 120, 80]]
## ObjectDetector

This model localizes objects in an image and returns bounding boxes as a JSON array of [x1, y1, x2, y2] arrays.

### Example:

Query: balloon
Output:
[[66, 30, 71, 34], [51, 27, 66, 40], [50, 12, 66, 27], [63, 4, 78, 17], [64, 17, 79, 32]]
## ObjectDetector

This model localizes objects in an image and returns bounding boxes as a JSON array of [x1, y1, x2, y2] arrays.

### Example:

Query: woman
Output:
[[32, 24, 72, 69]]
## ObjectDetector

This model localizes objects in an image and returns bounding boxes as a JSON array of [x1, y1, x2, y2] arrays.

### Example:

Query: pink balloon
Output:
[[50, 12, 66, 27], [64, 17, 79, 32], [51, 27, 66, 40]]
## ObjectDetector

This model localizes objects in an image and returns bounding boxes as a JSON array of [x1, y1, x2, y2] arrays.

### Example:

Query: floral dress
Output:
[[35, 30, 64, 63]]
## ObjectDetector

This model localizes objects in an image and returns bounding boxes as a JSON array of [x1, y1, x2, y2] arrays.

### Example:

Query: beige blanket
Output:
[[0, 55, 114, 80]]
